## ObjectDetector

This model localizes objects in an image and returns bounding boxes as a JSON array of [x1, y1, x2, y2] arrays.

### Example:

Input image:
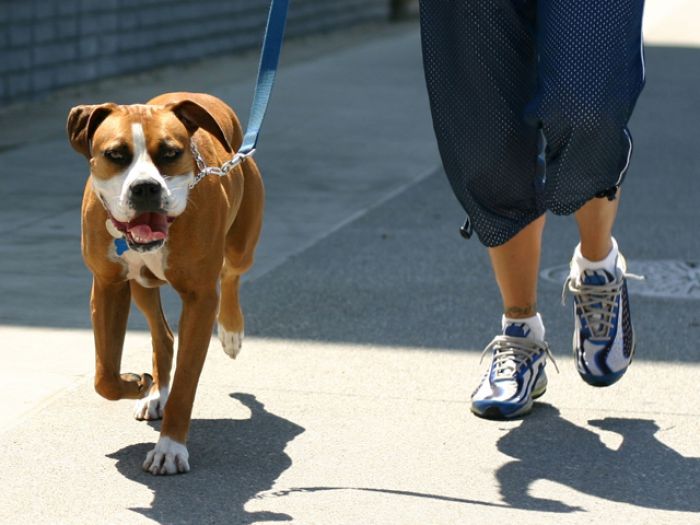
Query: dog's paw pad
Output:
[[143, 437, 189, 475], [218, 323, 243, 359], [134, 386, 169, 421]]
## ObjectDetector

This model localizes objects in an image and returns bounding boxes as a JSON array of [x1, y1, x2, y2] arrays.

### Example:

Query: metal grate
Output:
[[541, 260, 700, 300]]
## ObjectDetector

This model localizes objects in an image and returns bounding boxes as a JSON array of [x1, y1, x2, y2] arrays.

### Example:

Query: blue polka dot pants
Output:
[[420, 0, 646, 247]]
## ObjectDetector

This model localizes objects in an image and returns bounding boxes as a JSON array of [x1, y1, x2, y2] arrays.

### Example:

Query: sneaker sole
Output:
[[579, 369, 627, 387], [470, 384, 547, 420]]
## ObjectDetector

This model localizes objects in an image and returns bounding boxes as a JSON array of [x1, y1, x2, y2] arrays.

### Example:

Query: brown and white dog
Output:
[[66, 92, 264, 475]]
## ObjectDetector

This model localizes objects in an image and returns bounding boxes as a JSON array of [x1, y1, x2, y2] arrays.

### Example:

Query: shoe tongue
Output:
[[582, 269, 614, 286], [503, 322, 531, 339]]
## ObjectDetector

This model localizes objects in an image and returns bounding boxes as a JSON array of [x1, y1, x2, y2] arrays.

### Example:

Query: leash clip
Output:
[[221, 148, 256, 174], [188, 143, 257, 189]]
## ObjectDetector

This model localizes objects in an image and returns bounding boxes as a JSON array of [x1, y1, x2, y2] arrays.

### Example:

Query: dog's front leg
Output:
[[143, 287, 218, 475], [130, 282, 174, 421], [92, 278, 152, 400]]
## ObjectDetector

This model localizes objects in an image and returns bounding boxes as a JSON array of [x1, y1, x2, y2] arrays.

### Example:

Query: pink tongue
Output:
[[127, 213, 169, 244], [129, 224, 166, 244]]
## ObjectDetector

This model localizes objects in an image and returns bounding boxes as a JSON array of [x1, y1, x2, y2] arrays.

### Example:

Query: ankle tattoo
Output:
[[504, 304, 537, 318]]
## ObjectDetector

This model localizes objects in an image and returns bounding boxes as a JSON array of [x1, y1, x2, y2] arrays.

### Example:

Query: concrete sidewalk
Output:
[[1, 3, 700, 524]]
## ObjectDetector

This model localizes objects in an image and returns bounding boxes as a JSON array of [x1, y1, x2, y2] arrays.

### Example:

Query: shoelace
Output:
[[479, 335, 559, 380], [562, 269, 644, 340]]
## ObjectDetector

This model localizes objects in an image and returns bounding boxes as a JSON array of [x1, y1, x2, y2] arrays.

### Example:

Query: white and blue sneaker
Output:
[[471, 317, 556, 419], [564, 242, 637, 387]]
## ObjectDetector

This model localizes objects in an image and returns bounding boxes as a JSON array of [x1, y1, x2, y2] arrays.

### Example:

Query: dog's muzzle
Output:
[[123, 182, 171, 251], [129, 181, 164, 214], [113, 182, 175, 252]]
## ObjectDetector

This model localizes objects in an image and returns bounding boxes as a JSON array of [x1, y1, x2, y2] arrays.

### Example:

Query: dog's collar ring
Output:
[[188, 142, 255, 189]]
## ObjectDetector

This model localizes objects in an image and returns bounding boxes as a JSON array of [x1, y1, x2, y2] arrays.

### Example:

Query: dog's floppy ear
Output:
[[168, 99, 233, 153], [66, 103, 117, 158]]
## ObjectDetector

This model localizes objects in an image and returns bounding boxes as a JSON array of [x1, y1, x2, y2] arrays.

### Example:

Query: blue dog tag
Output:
[[115, 238, 129, 255]]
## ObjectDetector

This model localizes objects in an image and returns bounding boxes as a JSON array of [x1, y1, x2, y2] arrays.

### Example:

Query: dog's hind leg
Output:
[[91, 278, 152, 400], [130, 281, 174, 420], [218, 270, 244, 358], [218, 160, 264, 358]]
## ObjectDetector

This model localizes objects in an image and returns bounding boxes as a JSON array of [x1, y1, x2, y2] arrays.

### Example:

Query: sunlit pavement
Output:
[[1, 3, 699, 523]]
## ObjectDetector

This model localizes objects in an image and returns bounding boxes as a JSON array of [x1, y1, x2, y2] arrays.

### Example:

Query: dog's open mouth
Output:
[[113, 212, 174, 251]]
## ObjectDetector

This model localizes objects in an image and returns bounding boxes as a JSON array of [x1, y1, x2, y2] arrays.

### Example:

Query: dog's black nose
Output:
[[129, 182, 163, 212]]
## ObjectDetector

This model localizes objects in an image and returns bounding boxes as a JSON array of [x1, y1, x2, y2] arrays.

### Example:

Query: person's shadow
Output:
[[496, 403, 700, 513], [108, 393, 304, 525]]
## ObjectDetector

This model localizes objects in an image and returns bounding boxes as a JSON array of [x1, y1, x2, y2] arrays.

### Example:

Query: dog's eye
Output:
[[104, 148, 131, 165], [158, 147, 183, 163]]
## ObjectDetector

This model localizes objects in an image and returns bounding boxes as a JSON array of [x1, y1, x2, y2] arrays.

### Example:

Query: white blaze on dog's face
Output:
[[88, 105, 195, 249]]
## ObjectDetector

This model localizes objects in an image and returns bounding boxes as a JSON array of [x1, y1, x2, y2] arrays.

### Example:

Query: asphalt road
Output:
[[0, 3, 699, 524]]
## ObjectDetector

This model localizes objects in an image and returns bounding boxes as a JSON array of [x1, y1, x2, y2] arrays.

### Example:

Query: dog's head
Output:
[[67, 100, 231, 252]]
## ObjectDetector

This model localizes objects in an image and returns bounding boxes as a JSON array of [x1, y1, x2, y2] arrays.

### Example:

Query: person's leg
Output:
[[575, 194, 620, 262], [419, 0, 552, 419], [473, 214, 552, 420], [567, 192, 635, 387], [530, 0, 645, 387], [489, 215, 546, 320], [471, 215, 551, 419]]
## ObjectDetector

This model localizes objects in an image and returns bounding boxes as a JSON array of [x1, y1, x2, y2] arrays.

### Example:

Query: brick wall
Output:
[[0, 0, 390, 107]]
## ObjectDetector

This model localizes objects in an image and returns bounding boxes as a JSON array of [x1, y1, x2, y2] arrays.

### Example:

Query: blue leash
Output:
[[240, 0, 290, 156], [223, 0, 290, 171]]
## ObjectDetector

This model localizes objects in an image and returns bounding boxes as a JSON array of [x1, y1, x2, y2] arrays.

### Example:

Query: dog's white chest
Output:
[[122, 248, 167, 284]]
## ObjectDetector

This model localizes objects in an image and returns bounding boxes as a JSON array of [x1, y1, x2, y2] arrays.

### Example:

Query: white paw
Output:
[[133, 386, 169, 421], [218, 322, 243, 359], [143, 436, 190, 475]]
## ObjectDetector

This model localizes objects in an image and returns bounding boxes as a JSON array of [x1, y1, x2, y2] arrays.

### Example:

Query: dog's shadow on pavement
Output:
[[108, 393, 304, 525], [497, 403, 700, 513]]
